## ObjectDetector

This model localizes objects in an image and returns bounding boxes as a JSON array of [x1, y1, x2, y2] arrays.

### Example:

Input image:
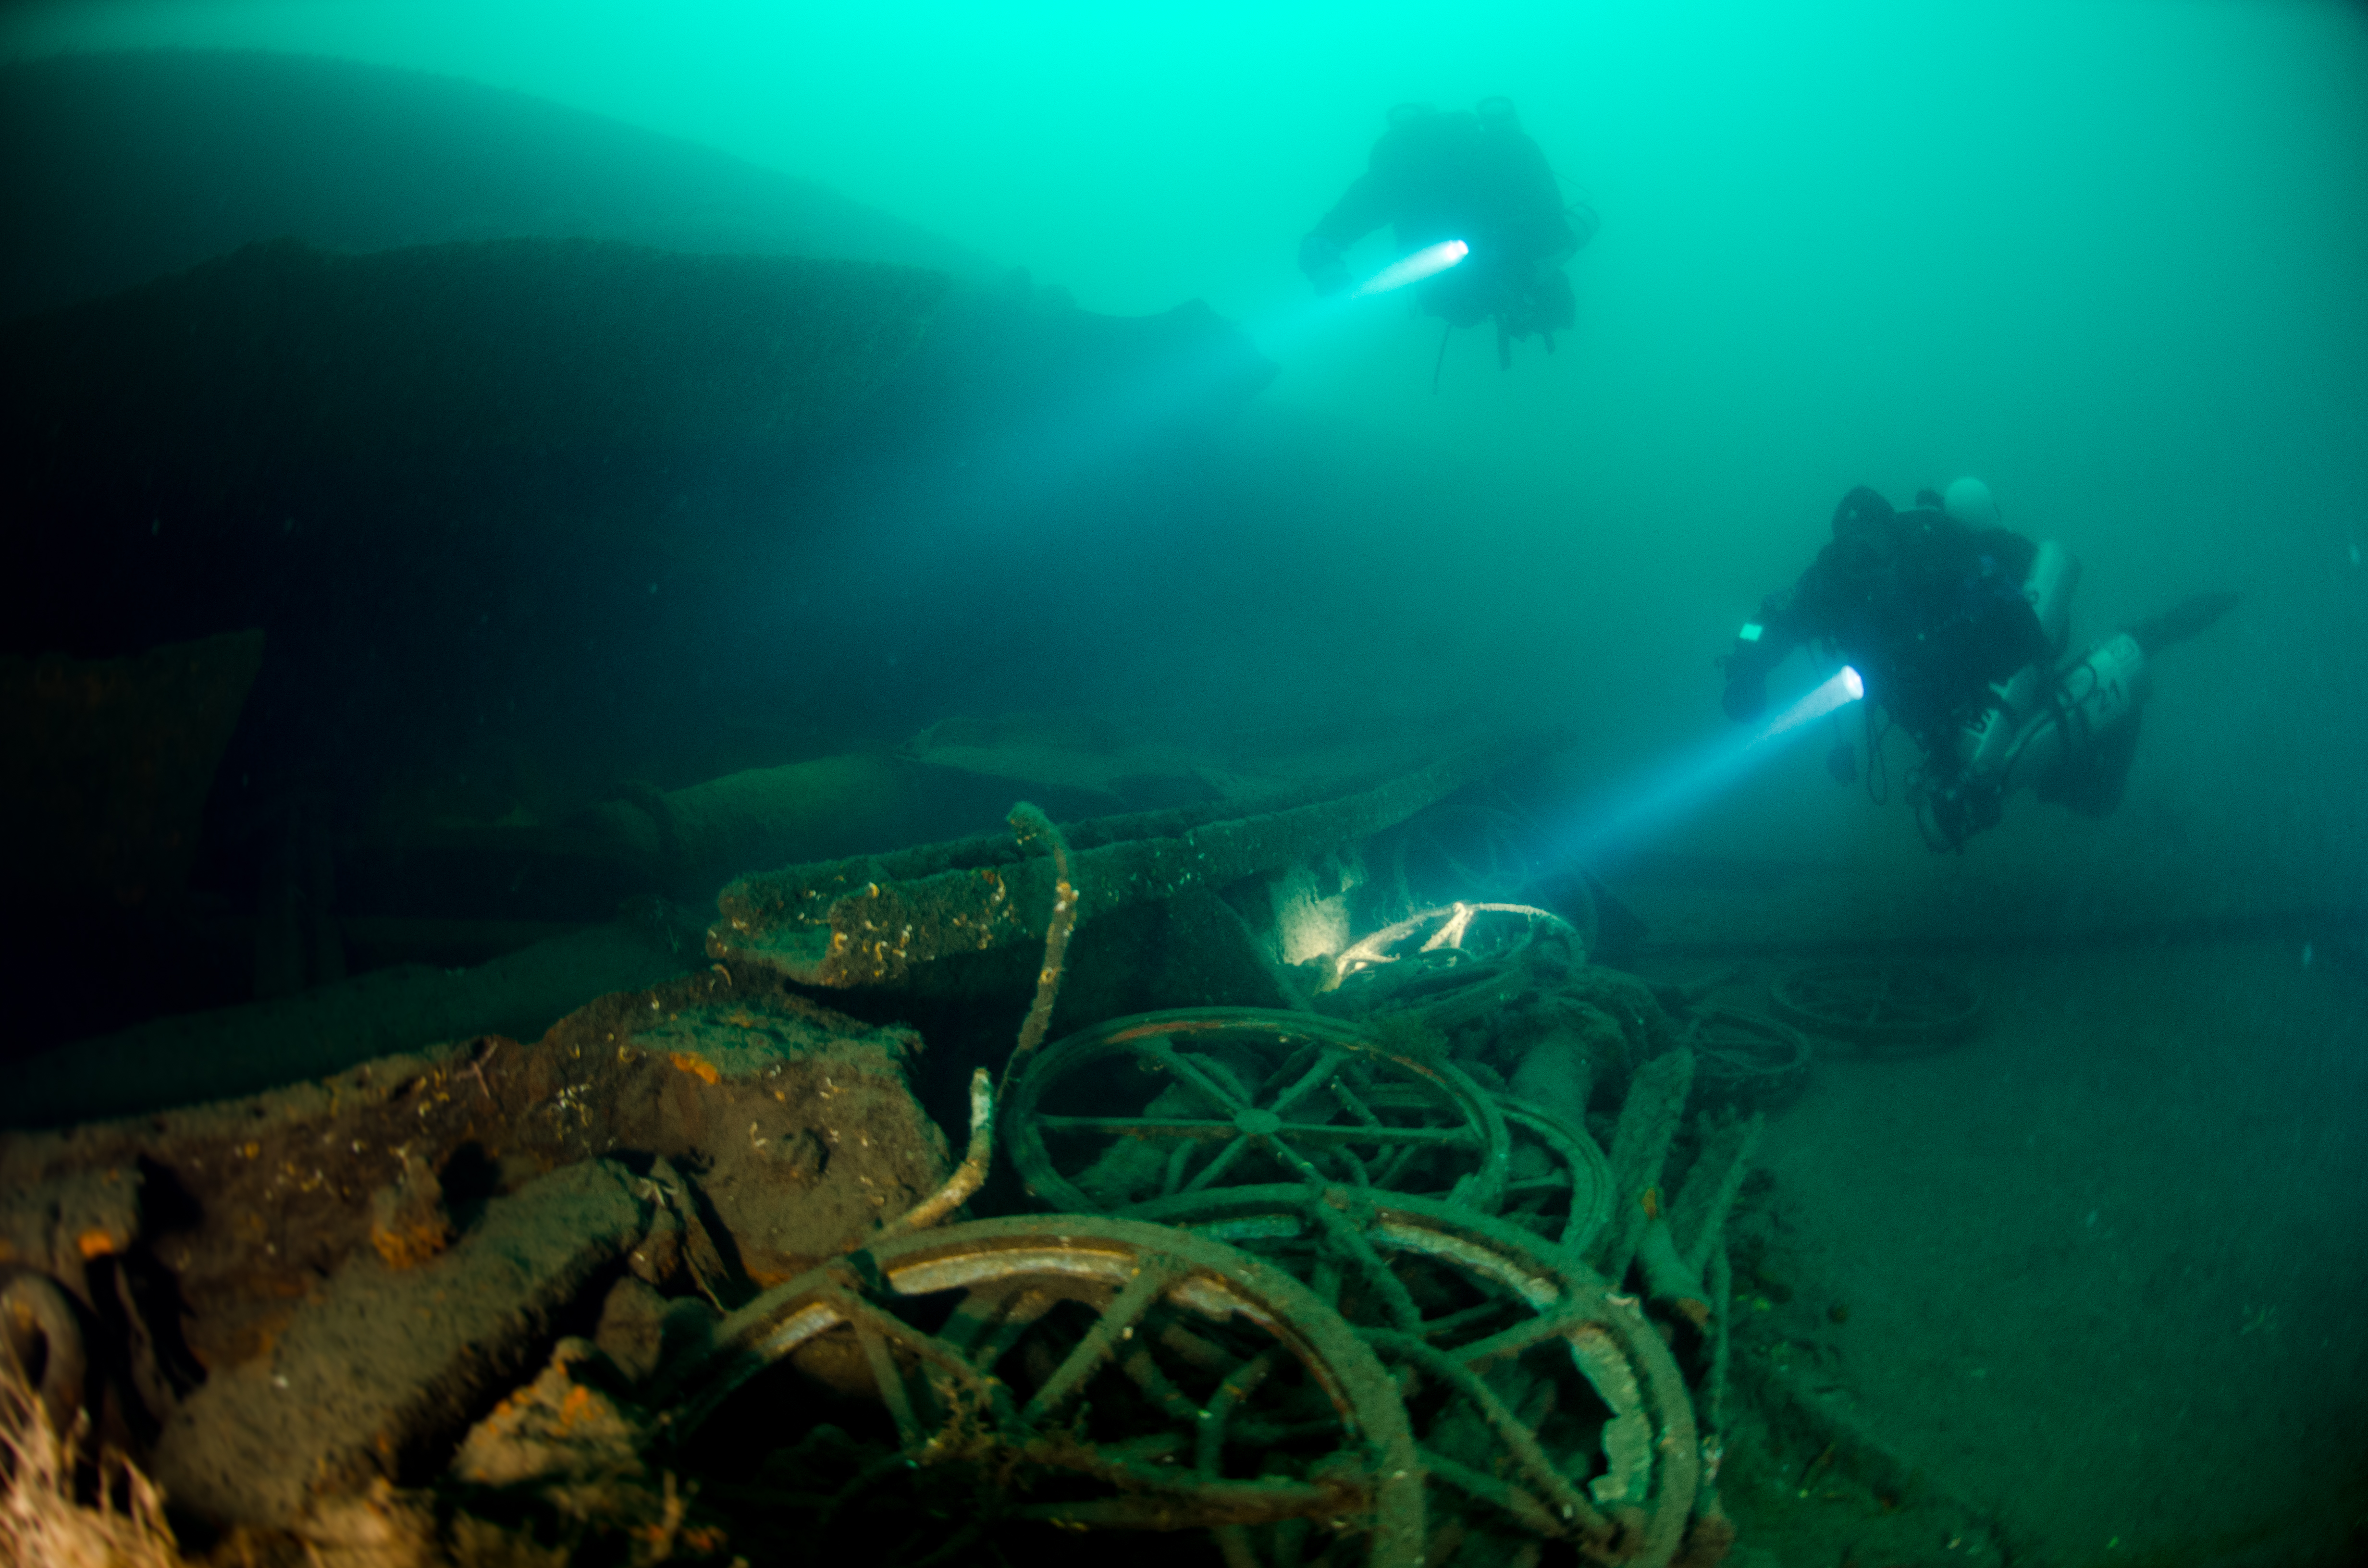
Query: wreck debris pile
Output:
[[0, 749, 1974, 1566]]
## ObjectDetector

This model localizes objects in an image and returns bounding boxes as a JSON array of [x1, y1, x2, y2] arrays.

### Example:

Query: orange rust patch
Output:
[[669, 1052, 721, 1085], [370, 1219, 451, 1271], [1641, 1187, 1662, 1220], [76, 1228, 121, 1260]]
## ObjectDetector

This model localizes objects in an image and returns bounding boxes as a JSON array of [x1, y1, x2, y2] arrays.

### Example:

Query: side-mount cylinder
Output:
[[1959, 539, 2083, 781], [2001, 632, 2150, 795]]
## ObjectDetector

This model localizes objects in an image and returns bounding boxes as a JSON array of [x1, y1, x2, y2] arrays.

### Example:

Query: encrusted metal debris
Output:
[[708, 735, 1556, 987]]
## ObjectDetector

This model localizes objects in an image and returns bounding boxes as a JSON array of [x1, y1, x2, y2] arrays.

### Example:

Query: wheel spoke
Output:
[[962, 1287, 1056, 1372], [1306, 1204, 1423, 1332], [1331, 1142, 1374, 1187], [1159, 1139, 1197, 1197], [854, 1317, 924, 1450], [1365, 1330, 1607, 1538], [1449, 1305, 1595, 1367], [1268, 1048, 1350, 1119], [1020, 1262, 1174, 1425], [1119, 1345, 1207, 1426], [1196, 1347, 1280, 1475], [1183, 1131, 1259, 1193], [1144, 1039, 1250, 1114], [1263, 1132, 1325, 1184]]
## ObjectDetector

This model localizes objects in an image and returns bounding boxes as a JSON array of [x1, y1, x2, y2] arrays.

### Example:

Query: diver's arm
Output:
[[1309, 170, 1395, 250], [1720, 591, 1808, 721], [1300, 172, 1394, 294]]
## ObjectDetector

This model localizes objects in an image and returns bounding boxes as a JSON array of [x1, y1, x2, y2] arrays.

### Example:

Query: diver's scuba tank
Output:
[[1998, 631, 2150, 795], [1957, 540, 2081, 782], [1923, 623, 2147, 850]]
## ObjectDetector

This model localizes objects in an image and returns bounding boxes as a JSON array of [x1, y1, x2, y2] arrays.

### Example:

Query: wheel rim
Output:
[[1770, 961, 1982, 1055], [1683, 1004, 1813, 1107], [657, 1214, 1428, 1564], [1490, 1094, 1617, 1254], [1121, 1185, 1701, 1568]]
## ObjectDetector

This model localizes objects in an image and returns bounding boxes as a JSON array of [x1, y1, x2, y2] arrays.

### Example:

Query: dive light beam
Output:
[[1551, 667, 1866, 861], [1765, 664, 1864, 736], [1239, 239, 1477, 364], [1350, 239, 1469, 297], [957, 237, 1476, 522]]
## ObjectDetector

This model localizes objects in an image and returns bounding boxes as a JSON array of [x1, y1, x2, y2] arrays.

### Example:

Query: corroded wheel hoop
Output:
[[1003, 1007, 1511, 1215], [1771, 961, 1982, 1056], [1334, 902, 1587, 980], [655, 1214, 1427, 1563], [1683, 1004, 1813, 1107], [1490, 1094, 1617, 1255], [1122, 1185, 1700, 1568]]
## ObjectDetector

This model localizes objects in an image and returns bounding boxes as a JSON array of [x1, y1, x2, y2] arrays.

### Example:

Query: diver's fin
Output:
[[2126, 590, 2241, 657]]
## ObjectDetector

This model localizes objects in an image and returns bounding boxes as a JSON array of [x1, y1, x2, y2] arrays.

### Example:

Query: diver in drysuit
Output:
[[1719, 478, 2240, 850], [1299, 97, 1597, 367]]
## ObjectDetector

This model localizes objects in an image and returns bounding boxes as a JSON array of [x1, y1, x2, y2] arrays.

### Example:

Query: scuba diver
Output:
[[1299, 98, 1597, 370], [1719, 478, 2240, 851]]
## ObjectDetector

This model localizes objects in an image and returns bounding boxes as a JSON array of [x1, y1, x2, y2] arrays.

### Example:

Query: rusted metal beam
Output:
[[709, 732, 1560, 988]]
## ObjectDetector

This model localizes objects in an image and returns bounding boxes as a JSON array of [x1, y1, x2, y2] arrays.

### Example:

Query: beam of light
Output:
[[1547, 666, 1867, 863], [944, 239, 1481, 519], [918, 236, 1489, 544], [1764, 664, 1864, 737], [1350, 239, 1469, 298]]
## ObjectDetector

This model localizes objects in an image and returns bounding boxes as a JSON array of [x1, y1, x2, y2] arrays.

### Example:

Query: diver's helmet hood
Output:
[[1943, 476, 2001, 530], [1831, 485, 1897, 541], [1830, 486, 1900, 574]]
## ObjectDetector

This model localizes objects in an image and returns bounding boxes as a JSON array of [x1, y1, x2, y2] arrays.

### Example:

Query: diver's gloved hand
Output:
[[1299, 234, 1351, 296], [1719, 629, 1781, 721], [1721, 669, 1767, 723]]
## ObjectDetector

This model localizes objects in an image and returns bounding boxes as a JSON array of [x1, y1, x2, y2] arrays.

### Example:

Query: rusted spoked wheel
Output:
[[1682, 1004, 1813, 1108], [1003, 1008, 1510, 1214], [656, 1215, 1425, 1566], [1325, 904, 1585, 1020], [1771, 961, 1982, 1057], [1335, 903, 1586, 982], [1124, 1187, 1701, 1568], [1491, 1095, 1616, 1255]]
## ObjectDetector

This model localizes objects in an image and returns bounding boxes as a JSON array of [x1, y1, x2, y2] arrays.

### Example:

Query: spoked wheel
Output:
[[1770, 961, 1982, 1057], [1003, 1008, 1511, 1214], [1122, 1187, 1702, 1568], [1334, 903, 1586, 982], [656, 1216, 1426, 1567], [1681, 1004, 1813, 1108], [1325, 904, 1585, 1020]]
